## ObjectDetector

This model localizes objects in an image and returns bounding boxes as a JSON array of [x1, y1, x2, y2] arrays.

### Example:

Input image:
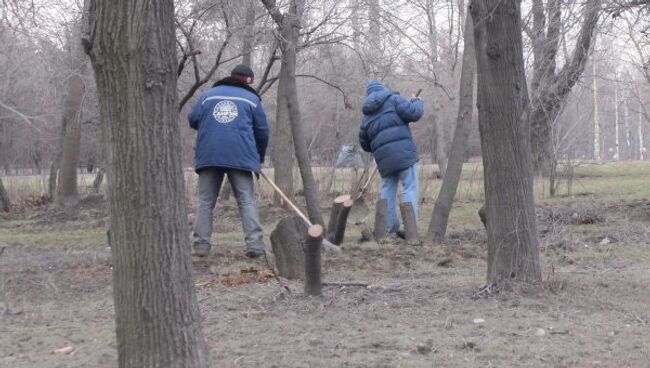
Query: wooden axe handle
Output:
[[259, 172, 312, 226]]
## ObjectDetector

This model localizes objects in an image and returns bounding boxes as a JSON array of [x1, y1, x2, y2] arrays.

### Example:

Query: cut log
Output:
[[373, 198, 388, 241], [0, 177, 10, 212], [304, 224, 323, 296], [328, 198, 353, 245], [399, 202, 419, 244], [327, 194, 351, 239], [270, 216, 307, 279]]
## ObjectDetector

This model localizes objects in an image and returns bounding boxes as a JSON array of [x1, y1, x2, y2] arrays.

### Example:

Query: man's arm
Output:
[[252, 102, 270, 163], [359, 123, 371, 152], [187, 96, 204, 130], [395, 95, 424, 123]]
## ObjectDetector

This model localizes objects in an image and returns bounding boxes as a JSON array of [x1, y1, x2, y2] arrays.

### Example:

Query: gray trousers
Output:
[[194, 168, 265, 251]]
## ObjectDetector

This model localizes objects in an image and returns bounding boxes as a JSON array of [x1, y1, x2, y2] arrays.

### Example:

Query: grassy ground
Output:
[[0, 161, 649, 367]]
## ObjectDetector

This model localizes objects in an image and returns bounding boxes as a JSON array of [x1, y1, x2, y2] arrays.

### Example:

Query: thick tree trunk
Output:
[[56, 32, 87, 207], [471, 0, 542, 285], [0, 177, 10, 212], [427, 13, 475, 242], [87, 0, 209, 366]]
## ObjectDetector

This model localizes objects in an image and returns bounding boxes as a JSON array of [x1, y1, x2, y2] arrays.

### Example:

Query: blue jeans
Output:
[[380, 164, 419, 233]]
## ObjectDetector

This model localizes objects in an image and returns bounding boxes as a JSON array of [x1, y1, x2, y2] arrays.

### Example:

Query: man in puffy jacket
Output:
[[188, 64, 269, 258], [359, 80, 423, 235]]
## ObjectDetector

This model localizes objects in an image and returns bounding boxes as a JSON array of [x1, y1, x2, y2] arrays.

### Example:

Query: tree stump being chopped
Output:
[[328, 197, 353, 245], [304, 224, 324, 296], [270, 216, 308, 279], [373, 198, 388, 241], [399, 202, 419, 244], [327, 195, 351, 237]]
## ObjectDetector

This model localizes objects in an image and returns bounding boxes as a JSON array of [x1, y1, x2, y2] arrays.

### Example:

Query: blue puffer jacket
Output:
[[188, 78, 269, 173], [359, 91, 424, 177]]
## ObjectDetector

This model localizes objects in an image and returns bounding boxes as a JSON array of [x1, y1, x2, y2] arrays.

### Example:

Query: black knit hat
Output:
[[231, 64, 254, 84]]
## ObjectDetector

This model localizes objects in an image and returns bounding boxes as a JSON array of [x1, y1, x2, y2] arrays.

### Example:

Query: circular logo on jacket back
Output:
[[213, 100, 238, 124]]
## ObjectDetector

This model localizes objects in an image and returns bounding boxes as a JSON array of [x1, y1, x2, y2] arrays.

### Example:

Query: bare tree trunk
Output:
[[593, 57, 601, 161], [0, 177, 10, 212], [48, 152, 61, 198], [427, 13, 475, 242], [242, 0, 256, 67], [56, 30, 87, 207], [471, 0, 542, 285], [86, 0, 209, 366], [269, 0, 323, 225], [615, 73, 620, 160], [430, 113, 447, 178], [639, 98, 646, 160], [272, 74, 294, 204]]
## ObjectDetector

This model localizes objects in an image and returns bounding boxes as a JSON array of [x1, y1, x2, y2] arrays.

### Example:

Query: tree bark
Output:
[[399, 202, 419, 244], [0, 177, 10, 212], [427, 12, 475, 242], [87, 0, 209, 366], [328, 197, 352, 245], [56, 25, 88, 207], [430, 113, 447, 178], [272, 71, 294, 204], [593, 57, 601, 161], [242, 0, 256, 67], [471, 0, 542, 285], [304, 224, 323, 296], [270, 216, 307, 279], [327, 194, 350, 239], [92, 167, 104, 194], [373, 198, 387, 241]]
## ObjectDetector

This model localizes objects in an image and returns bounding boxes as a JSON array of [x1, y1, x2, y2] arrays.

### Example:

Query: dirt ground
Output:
[[1, 193, 649, 367]]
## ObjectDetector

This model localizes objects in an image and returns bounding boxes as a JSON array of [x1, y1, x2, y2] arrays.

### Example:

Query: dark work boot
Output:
[[192, 241, 212, 257]]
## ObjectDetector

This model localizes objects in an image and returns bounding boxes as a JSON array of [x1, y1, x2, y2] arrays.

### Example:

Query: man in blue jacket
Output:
[[188, 64, 269, 258], [359, 80, 424, 235]]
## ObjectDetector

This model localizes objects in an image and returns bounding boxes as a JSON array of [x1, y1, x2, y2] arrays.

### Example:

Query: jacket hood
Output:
[[362, 91, 393, 115]]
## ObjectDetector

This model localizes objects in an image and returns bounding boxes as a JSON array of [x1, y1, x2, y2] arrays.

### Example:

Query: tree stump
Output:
[[357, 222, 374, 242], [328, 197, 353, 245], [270, 216, 308, 279], [399, 202, 419, 244], [327, 194, 351, 239], [0, 178, 10, 212], [373, 198, 388, 241], [304, 224, 323, 296]]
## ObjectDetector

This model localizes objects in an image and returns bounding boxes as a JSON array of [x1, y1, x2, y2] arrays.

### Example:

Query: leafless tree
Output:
[[83, 0, 209, 365], [471, 0, 542, 285]]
